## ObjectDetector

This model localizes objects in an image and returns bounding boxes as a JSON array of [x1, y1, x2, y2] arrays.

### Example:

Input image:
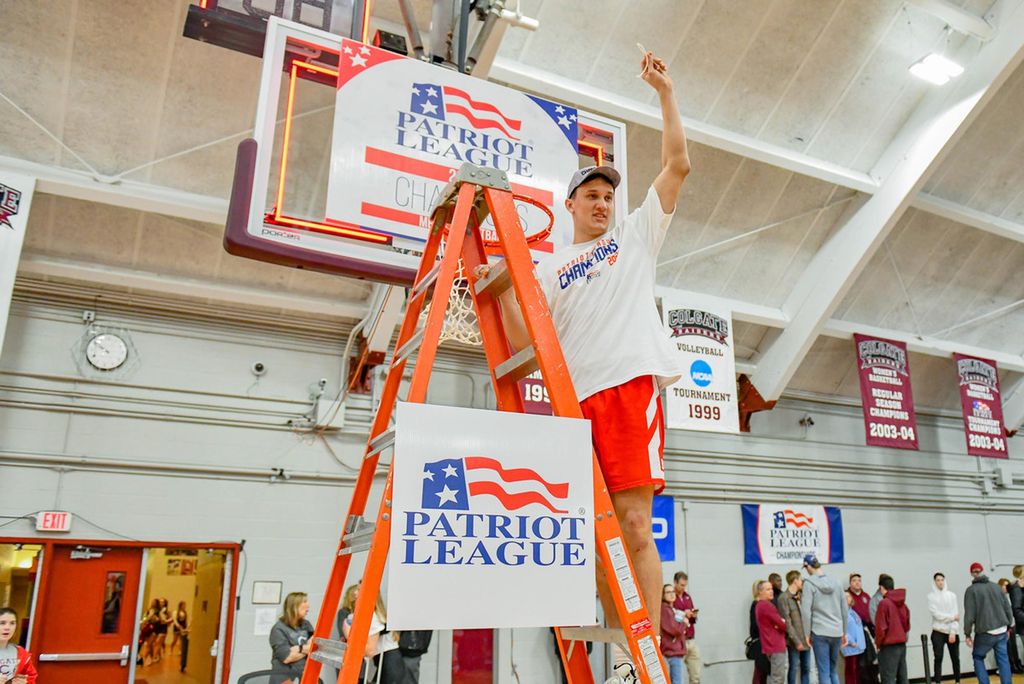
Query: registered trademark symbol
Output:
[[578, 507, 586, 515]]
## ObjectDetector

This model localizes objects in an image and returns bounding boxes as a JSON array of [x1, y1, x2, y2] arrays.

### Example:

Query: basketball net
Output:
[[420, 245, 482, 347], [419, 193, 554, 347]]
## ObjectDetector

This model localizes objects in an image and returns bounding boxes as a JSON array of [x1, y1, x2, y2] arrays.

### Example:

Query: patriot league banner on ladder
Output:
[[661, 300, 739, 432], [953, 353, 1008, 458], [387, 403, 595, 629], [742, 504, 844, 565], [854, 334, 919, 450], [327, 37, 579, 255]]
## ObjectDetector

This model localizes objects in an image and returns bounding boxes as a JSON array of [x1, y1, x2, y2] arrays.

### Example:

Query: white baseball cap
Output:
[[566, 165, 621, 199]]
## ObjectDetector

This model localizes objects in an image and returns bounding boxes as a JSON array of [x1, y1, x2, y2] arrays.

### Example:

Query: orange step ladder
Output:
[[300, 163, 669, 684]]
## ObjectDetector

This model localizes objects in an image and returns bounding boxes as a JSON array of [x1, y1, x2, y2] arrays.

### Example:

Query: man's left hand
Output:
[[639, 51, 672, 93], [841, 634, 848, 648]]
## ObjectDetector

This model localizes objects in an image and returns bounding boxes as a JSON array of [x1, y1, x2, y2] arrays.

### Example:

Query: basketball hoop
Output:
[[426, 194, 555, 346]]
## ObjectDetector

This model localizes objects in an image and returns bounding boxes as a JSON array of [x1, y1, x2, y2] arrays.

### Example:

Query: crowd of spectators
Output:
[[745, 559, 1024, 684]]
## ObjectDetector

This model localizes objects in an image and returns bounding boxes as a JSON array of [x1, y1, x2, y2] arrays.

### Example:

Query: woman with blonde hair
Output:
[[337, 583, 411, 684], [269, 591, 315, 684]]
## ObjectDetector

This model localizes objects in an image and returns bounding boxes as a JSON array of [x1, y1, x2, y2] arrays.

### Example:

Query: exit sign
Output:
[[36, 511, 72, 532]]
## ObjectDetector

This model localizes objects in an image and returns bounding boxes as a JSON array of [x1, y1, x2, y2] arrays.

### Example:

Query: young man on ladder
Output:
[[482, 49, 691, 680]]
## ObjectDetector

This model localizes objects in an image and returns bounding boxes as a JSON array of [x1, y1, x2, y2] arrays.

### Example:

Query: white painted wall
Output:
[[0, 294, 1022, 684]]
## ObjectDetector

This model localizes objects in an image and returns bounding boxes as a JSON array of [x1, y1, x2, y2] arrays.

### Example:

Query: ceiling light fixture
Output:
[[909, 53, 965, 85]]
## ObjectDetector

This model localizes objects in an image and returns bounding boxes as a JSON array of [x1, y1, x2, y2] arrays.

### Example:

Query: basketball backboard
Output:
[[224, 16, 629, 286]]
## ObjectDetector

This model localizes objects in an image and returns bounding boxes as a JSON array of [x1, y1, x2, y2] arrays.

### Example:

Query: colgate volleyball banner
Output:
[[327, 37, 579, 255], [854, 334, 919, 450], [742, 504, 844, 565], [388, 403, 595, 629], [954, 353, 1008, 458]]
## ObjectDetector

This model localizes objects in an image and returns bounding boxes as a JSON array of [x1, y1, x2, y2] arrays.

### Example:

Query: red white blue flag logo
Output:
[[411, 83, 524, 140], [421, 457, 569, 514]]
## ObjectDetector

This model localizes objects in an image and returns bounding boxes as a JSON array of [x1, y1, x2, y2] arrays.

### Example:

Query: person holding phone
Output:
[[0, 608, 37, 684]]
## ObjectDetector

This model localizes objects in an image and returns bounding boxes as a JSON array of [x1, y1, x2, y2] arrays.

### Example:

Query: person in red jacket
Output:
[[755, 580, 789, 684], [0, 607, 37, 684], [660, 584, 687, 683], [875, 576, 910, 684]]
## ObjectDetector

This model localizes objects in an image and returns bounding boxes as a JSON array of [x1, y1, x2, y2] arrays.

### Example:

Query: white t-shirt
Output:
[[535, 186, 682, 401]]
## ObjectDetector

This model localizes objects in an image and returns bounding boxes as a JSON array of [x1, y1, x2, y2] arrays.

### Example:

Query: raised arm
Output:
[[640, 51, 690, 213]]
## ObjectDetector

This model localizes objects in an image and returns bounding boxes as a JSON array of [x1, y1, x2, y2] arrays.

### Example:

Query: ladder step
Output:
[[339, 515, 376, 556], [393, 327, 424, 365], [366, 429, 396, 458], [473, 259, 511, 297], [410, 261, 442, 302], [310, 637, 347, 666], [494, 346, 539, 383], [559, 627, 627, 646]]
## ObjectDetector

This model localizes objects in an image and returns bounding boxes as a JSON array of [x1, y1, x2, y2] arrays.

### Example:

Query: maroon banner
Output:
[[519, 371, 552, 415], [954, 353, 1008, 458], [854, 334, 919, 450]]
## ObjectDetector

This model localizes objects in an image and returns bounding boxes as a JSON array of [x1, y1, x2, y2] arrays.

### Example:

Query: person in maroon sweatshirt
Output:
[[849, 573, 874, 633], [875, 576, 910, 684], [756, 580, 789, 684]]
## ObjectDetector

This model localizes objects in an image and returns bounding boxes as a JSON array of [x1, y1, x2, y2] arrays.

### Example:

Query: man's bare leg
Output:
[[594, 484, 661, 633]]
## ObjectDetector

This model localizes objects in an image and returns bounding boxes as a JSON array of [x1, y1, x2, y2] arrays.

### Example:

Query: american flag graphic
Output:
[[972, 400, 993, 418], [411, 83, 523, 140], [783, 509, 814, 528], [421, 457, 569, 514]]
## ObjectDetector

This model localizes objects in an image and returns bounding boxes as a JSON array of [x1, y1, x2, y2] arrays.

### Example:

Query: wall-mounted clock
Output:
[[85, 333, 129, 371]]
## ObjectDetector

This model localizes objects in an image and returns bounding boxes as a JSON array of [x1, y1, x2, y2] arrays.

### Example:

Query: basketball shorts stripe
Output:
[[580, 375, 665, 494]]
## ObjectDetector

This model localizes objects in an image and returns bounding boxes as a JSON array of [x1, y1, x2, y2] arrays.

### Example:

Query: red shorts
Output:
[[580, 375, 665, 494]]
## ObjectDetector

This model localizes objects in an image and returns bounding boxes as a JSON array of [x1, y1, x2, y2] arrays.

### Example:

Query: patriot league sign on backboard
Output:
[[327, 37, 581, 257], [387, 403, 595, 630]]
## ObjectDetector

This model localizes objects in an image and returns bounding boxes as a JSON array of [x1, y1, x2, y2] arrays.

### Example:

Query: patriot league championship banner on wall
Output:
[[742, 504, 844, 565], [662, 300, 739, 433], [854, 334, 919, 450], [388, 403, 595, 629], [954, 353, 1008, 459]]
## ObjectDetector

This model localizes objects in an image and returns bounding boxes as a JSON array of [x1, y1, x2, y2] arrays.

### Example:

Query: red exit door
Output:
[[33, 545, 143, 683]]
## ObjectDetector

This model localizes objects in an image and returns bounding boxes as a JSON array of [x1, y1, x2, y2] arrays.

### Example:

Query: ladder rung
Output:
[[494, 346, 539, 383], [559, 627, 627, 645], [473, 260, 511, 297], [410, 262, 442, 301], [338, 515, 376, 556], [312, 637, 347, 658], [366, 429, 395, 458], [309, 643, 346, 663], [393, 328, 424, 365]]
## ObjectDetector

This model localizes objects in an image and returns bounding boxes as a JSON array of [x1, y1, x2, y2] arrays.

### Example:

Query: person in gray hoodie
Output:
[[799, 554, 848, 684], [963, 562, 1013, 684]]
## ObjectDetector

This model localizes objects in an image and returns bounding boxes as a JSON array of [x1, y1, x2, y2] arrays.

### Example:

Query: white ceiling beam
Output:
[[1003, 376, 1024, 431], [748, 0, 1024, 401], [905, 0, 995, 42], [654, 285, 1024, 373], [0, 154, 229, 225], [820, 319, 1024, 373], [911, 193, 1024, 242], [490, 59, 1024, 245], [19, 255, 368, 320], [489, 58, 880, 193]]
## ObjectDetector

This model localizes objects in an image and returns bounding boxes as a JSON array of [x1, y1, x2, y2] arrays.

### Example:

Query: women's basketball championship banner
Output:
[[327, 37, 580, 255], [953, 353, 1008, 458], [388, 403, 596, 629], [742, 504, 844, 565], [661, 300, 739, 433], [853, 334, 919, 450]]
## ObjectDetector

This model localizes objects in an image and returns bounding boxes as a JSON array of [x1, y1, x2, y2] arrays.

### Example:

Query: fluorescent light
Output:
[[909, 53, 965, 85]]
